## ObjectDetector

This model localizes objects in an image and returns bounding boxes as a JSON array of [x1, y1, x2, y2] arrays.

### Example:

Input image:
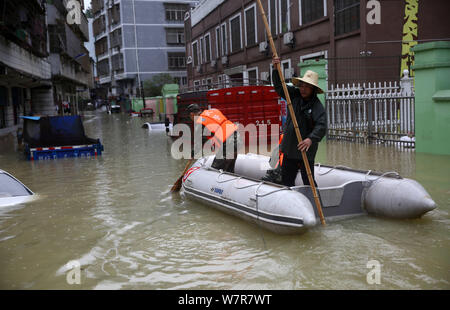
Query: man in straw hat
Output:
[[272, 57, 327, 187]]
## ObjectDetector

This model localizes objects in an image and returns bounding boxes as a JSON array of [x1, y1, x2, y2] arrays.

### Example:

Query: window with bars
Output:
[[245, 5, 256, 46], [229, 14, 242, 53], [165, 4, 189, 22], [334, 0, 360, 36], [166, 28, 185, 45], [111, 53, 124, 71], [95, 37, 108, 57], [97, 59, 110, 76], [301, 0, 325, 25], [168, 53, 186, 70]]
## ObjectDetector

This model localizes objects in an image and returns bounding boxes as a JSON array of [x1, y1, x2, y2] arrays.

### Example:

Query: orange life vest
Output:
[[195, 109, 237, 146], [275, 134, 284, 168]]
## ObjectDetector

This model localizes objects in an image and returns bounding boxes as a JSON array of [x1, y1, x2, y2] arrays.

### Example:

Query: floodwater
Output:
[[0, 111, 448, 290]]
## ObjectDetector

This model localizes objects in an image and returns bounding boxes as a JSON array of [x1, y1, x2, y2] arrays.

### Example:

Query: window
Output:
[[168, 53, 186, 70], [200, 37, 204, 63], [221, 23, 228, 55], [334, 0, 360, 36], [300, 51, 327, 62], [204, 33, 211, 63], [269, 0, 278, 35], [215, 26, 221, 59], [95, 37, 108, 57], [244, 5, 257, 46], [111, 53, 124, 71], [229, 13, 242, 53], [97, 59, 110, 76], [281, 59, 292, 81], [206, 78, 213, 88], [166, 28, 185, 45], [247, 68, 258, 85], [165, 3, 189, 22], [300, 0, 326, 25], [279, 0, 290, 33], [192, 40, 199, 66], [48, 24, 66, 53], [269, 63, 275, 84]]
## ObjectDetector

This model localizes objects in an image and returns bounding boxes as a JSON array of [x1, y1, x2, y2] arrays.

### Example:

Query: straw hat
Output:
[[292, 70, 324, 94]]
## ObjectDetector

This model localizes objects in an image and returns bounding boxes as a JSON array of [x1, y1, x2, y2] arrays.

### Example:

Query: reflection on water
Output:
[[0, 111, 448, 289]]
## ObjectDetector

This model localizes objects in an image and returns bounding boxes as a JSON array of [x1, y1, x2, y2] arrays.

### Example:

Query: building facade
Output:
[[0, 0, 52, 134], [184, 0, 450, 90], [47, 0, 92, 115], [92, 0, 197, 99]]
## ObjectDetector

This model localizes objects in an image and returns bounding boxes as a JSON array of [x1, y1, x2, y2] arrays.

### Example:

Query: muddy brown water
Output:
[[0, 111, 448, 289]]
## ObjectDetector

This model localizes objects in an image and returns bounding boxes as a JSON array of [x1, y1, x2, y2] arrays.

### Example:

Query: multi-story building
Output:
[[92, 0, 197, 99], [184, 0, 449, 89], [46, 0, 92, 114], [0, 0, 52, 134]]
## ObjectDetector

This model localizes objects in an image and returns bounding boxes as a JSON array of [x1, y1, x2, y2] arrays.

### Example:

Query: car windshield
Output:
[[0, 173, 32, 197]]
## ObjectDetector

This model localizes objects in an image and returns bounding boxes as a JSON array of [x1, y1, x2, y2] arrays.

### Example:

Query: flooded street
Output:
[[0, 111, 448, 290]]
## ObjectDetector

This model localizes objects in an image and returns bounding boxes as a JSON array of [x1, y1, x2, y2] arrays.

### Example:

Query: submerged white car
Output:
[[0, 169, 34, 207]]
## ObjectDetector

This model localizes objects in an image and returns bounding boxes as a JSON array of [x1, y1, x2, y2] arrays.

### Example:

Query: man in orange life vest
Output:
[[187, 104, 239, 173]]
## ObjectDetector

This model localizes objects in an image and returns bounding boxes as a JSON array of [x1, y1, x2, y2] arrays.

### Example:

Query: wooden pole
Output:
[[256, 0, 326, 226], [171, 158, 194, 192]]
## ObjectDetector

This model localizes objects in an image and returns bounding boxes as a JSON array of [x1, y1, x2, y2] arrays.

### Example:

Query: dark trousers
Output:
[[281, 158, 317, 187], [211, 132, 238, 173]]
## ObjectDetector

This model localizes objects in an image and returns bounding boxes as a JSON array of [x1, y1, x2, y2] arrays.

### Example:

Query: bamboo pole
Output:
[[256, 0, 326, 226]]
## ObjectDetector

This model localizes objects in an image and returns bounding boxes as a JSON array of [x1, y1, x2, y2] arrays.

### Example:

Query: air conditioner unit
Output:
[[283, 32, 294, 46], [196, 65, 202, 73], [186, 56, 192, 64], [284, 68, 295, 79], [260, 72, 270, 81], [259, 41, 268, 53], [210, 60, 217, 68], [221, 56, 228, 65]]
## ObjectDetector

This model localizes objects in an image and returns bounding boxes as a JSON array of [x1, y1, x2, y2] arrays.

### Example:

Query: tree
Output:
[[85, 8, 93, 19], [143, 74, 175, 97]]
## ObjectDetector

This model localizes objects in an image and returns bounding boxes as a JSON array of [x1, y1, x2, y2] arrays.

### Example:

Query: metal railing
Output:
[[325, 80, 415, 148]]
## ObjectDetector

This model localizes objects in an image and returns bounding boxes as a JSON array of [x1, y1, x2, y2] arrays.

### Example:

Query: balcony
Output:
[[0, 0, 48, 58], [111, 53, 124, 71], [108, 4, 121, 27], [95, 37, 108, 58], [93, 15, 106, 37], [97, 58, 110, 78], [91, 0, 104, 15], [0, 35, 51, 80], [110, 28, 122, 49]]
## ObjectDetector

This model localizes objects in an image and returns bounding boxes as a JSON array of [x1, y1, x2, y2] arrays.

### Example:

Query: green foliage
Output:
[[85, 8, 93, 19], [143, 74, 175, 97]]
